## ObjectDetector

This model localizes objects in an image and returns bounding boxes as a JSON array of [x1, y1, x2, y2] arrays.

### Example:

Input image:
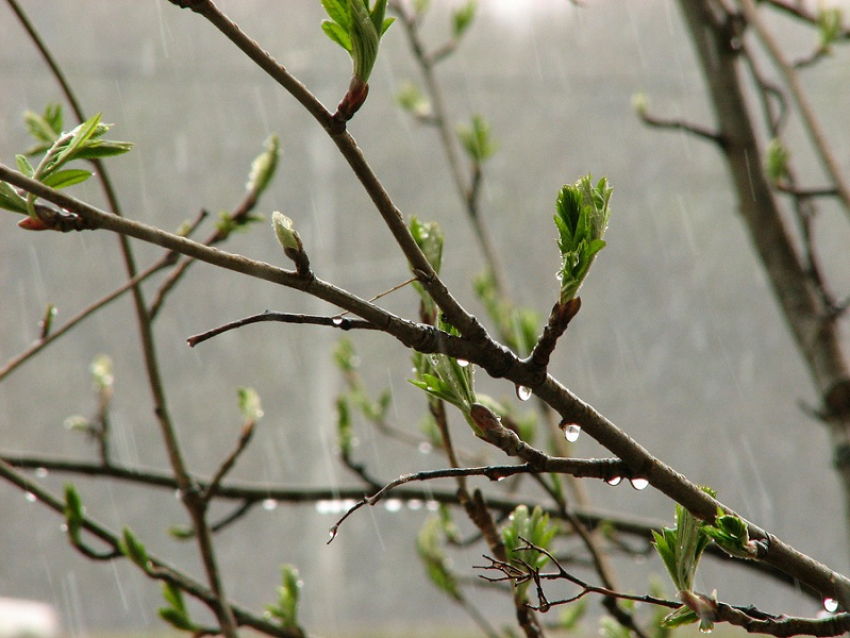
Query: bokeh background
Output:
[[1, 1, 849, 635]]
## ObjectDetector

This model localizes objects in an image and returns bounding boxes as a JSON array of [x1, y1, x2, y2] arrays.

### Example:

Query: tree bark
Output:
[[678, 0, 850, 553]]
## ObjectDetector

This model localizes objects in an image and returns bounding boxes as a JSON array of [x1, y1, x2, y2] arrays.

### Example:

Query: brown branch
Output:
[[0, 458, 303, 637], [187, 311, 381, 347]]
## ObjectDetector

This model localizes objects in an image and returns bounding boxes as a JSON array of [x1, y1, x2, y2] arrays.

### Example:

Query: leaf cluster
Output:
[[265, 564, 303, 629], [417, 515, 461, 601], [502, 505, 558, 597], [554, 175, 612, 303], [456, 114, 498, 164], [0, 105, 131, 218], [321, 0, 394, 83]]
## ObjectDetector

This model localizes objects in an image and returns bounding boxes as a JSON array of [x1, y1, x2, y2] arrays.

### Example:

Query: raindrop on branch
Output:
[[262, 499, 278, 511], [563, 424, 581, 443], [25, 492, 36, 503], [515, 385, 532, 402], [384, 499, 403, 512], [630, 478, 650, 491], [35, 467, 49, 478], [698, 626, 712, 634], [456, 359, 469, 368], [823, 598, 839, 613], [606, 476, 622, 486], [418, 441, 433, 455], [332, 317, 344, 326]]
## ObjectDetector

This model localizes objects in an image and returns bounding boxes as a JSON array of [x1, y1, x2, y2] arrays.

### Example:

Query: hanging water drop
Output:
[[384, 499, 403, 512], [332, 317, 344, 326], [515, 385, 532, 401], [262, 498, 278, 511], [606, 476, 622, 486], [407, 499, 423, 511], [418, 441, 433, 454], [25, 492, 36, 503], [457, 358, 469, 368], [823, 598, 839, 613], [35, 467, 49, 478], [698, 626, 712, 634], [564, 424, 581, 442], [630, 478, 649, 491]]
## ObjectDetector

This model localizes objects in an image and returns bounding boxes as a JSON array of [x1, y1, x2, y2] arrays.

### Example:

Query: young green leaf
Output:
[[452, 1, 476, 39], [502, 505, 558, 597], [265, 564, 302, 629], [63, 483, 84, 542], [765, 138, 790, 184], [16, 154, 35, 178], [237, 387, 264, 424], [41, 168, 92, 189], [120, 527, 150, 570], [158, 607, 201, 632], [321, 0, 394, 83], [456, 114, 498, 163], [0, 182, 29, 214], [246, 134, 280, 195], [417, 516, 461, 600], [554, 175, 612, 303]]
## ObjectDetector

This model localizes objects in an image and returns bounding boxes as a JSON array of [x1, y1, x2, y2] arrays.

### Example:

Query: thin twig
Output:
[[188, 311, 381, 347]]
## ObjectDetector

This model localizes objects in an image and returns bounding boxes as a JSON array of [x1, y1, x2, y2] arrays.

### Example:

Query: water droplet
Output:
[[407, 499, 423, 510], [457, 359, 469, 368], [564, 424, 581, 443], [699, 626, 712, 634], [418, 441, 433, 454], [426, 501, 439, 512], [25, 492, 36, 503], [606, 476, 622, 486], [516, 385, 532, 401], [35, 467, 49, 478], [60, 523, 68, 532], [262, 498, 278, 511], [630, 478, 649, 491], [823, 598, 839, 613], [328, 528, 337, 541], [332, 317, 344, 326], [384, 499, 403, 512]]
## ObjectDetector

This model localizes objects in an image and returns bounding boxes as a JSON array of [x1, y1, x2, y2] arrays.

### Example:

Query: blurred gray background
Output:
[[1, 0, 849, 635]]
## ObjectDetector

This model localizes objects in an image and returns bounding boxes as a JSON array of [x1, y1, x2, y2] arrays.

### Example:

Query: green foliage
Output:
[[817, 6, 842, 50], [558, 600, 586, 631], [452, 1, 476, 40], [265, 564, 303, 629], [502, 505, 557, 597], [395, 82, 431, 119], [321, 0, 394, 83], [554, 175, 612, 303], [158, 581, 201, 632], [417, 516, 461, 601], [336, 395, 354, 457], [456, 114, 498, 163], [765, 138, 790, 184], [0, 109, 132, 219], [410, 324, 478, 432], [704, 510, 757, 559], [120, 527, 150, 570], [63, 483, 84, 544], [271, 211, 303, 251], [23, 103, 63, 155], [409, 216, 444, 315], [90, 354, 113, 391], [473, 270, 540, 356], [246, 134, 279, 195], [237, 387, 264, 424], [652, 487, 718, 631]]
